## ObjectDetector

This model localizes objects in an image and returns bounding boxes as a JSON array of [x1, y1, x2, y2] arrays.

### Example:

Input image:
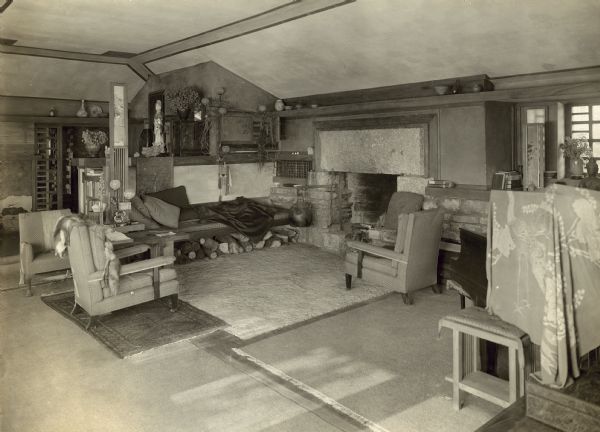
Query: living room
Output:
[[1, 1, 600, 431]]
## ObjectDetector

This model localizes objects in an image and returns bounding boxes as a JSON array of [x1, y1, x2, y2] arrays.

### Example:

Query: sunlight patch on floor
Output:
[[274, 346, 397, 398], [378, 394, 500, 432]]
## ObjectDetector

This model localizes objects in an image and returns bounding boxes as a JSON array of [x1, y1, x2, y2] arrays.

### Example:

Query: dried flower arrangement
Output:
[[165, 87, 201, 112], [559, 137, 592, 159]]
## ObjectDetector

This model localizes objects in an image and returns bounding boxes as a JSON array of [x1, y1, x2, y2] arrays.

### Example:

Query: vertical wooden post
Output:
[[453, 329, 464, 411]]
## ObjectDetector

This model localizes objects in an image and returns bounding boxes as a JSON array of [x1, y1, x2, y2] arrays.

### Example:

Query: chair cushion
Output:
[[384, 192, 423, 230], [146, 186, 190, 208], [102, 268, 177, 298], [142, 196, 180, 229], [31, 250, 70, 273], [346, 250, 398, 276]]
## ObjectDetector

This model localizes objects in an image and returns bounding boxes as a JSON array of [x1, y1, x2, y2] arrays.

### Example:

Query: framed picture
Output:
[[148, 90, 165, 121]]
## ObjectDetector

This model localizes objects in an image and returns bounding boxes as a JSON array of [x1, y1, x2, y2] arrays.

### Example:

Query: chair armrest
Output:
[[346, 240, 407, 263], [88, 256, 175, 282]]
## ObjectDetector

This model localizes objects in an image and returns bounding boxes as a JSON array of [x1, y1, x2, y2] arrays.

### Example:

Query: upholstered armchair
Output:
[[68, 223, 179, 328], [19, 209, 72, 296], [345, 209, 443, 304]]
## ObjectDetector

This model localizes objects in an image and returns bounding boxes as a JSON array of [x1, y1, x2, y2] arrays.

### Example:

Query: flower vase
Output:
[[76, 99, 88, 118], [568, 158, 584, 178]]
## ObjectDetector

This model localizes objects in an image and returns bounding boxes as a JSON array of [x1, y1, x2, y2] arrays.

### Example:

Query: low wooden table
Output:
[[127, 230, 191, 259], [116, 230, 190, 299]]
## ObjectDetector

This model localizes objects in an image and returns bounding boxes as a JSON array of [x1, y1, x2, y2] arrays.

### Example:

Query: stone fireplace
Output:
[[271, 113, 441, 254], [346, 173, 397, 224]]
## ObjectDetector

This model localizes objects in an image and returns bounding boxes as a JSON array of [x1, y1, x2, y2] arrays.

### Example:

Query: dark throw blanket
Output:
[[205, 197, 281, 242]]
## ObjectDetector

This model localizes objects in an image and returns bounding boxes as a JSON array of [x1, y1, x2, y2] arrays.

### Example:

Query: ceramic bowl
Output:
[[433, 85, 450, 95]]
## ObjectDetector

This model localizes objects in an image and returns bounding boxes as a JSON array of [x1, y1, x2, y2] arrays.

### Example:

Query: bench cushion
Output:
[[441, 307, 526, 340]]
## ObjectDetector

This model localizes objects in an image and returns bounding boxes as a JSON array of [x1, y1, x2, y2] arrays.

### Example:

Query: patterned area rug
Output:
[[41, 292, 226, 358], [178, 244, 395, 340]]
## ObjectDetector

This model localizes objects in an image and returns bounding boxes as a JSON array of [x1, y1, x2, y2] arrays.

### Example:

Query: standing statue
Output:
[[142, 99, 166, 157]]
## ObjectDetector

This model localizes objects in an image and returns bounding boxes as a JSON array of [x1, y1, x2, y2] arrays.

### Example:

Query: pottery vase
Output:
[[177, 109, 190, 121], [274, 99, 284, 112], [76, 99, 88, 118], [587, 158, 599, 177], [290, 201, 312, 227], [569, 158, 584, 178]]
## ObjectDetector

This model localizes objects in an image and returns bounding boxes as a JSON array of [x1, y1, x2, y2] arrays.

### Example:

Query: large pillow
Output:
[[145, 186, 190, 208], [142, 195, 180, 229], [130, 206, 160, 229], [131, 196, 153, 219]]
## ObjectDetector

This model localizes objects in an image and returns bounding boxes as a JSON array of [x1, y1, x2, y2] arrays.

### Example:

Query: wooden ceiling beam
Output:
[[134, 0, 354, 65], [0, 45, 153, 81]]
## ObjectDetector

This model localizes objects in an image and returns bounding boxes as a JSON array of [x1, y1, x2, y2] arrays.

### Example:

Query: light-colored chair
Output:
[[19, 209, 72, 296], [345, 209, 443, 304], [68, 223, 179, 329]]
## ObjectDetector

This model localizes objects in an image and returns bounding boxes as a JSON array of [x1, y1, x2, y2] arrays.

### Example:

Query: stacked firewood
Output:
[[175, 226, 299, 264]]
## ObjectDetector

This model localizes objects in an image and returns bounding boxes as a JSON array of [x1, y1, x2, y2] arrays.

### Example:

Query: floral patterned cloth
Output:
[[486, 184, 600, 388]]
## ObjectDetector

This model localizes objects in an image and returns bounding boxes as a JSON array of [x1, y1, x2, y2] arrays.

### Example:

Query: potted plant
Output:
[[560, 137, 592, 178], [165, 87, 200, 120]]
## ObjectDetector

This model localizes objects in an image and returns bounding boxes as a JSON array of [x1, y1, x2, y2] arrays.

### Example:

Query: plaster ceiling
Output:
[[1, 0, 599, 101], [0, 0, 286, 54], [150, 0, 600, 98], [0, 55, 144, 101]]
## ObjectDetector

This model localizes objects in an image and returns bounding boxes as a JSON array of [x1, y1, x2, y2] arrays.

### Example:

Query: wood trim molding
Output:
[[278, 81, 600, 119], [137, 0, 355, 65], [0, 45, 153, 81], [313, 114, 435, 131]]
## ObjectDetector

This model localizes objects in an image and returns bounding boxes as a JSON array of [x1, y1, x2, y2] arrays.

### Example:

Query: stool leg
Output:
[[453, 329, 464, 410], [509, 347, 517, 403], [519, 354, 525, 397], [472, 335, 480, 373]]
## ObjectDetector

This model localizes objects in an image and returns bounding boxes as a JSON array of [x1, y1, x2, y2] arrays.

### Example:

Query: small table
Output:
[[118, 230, 190, 299], [127, 230, 191, 259]]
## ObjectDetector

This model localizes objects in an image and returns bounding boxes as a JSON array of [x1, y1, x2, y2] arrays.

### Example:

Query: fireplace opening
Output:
[[346, 173, 397, 225]]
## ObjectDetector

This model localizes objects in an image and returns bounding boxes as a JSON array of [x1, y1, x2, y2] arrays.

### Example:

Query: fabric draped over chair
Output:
[[486, 184, 600, 388]]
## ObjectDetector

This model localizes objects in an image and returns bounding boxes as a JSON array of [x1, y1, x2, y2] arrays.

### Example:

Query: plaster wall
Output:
[[0, 121, 35, 213], [129, 61, 276, 119], [174, 163, 275, 204], [280, 118, 314, 152]]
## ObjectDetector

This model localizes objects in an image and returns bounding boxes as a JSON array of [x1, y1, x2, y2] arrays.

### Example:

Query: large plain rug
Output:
[[238, 290, 501, 432], [177, 243, 395, 340], [42, 292, 226, 358]]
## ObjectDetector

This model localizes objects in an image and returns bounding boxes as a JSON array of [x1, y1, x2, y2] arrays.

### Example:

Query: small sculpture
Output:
[[142, 100, 166, 157]]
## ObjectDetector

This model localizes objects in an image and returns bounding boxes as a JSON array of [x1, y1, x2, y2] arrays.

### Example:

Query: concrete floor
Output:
[[0, 246, 499, 432], [0, 281, 363, 432]]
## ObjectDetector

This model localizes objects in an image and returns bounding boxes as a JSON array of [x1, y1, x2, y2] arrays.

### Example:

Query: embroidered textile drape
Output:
[[486, 185, 600, 388]]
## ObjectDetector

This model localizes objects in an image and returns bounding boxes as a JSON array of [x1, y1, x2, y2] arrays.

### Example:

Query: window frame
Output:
[[565, 100, 600, 158]]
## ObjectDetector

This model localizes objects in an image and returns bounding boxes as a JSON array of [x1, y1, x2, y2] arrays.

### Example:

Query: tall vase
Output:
[[568, 158, 584, 178], [76, 99, 88, 118], [587, 158, 599, 177]]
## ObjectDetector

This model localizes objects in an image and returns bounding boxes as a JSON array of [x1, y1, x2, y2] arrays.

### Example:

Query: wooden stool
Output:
[[439, 307, 529, 410]]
